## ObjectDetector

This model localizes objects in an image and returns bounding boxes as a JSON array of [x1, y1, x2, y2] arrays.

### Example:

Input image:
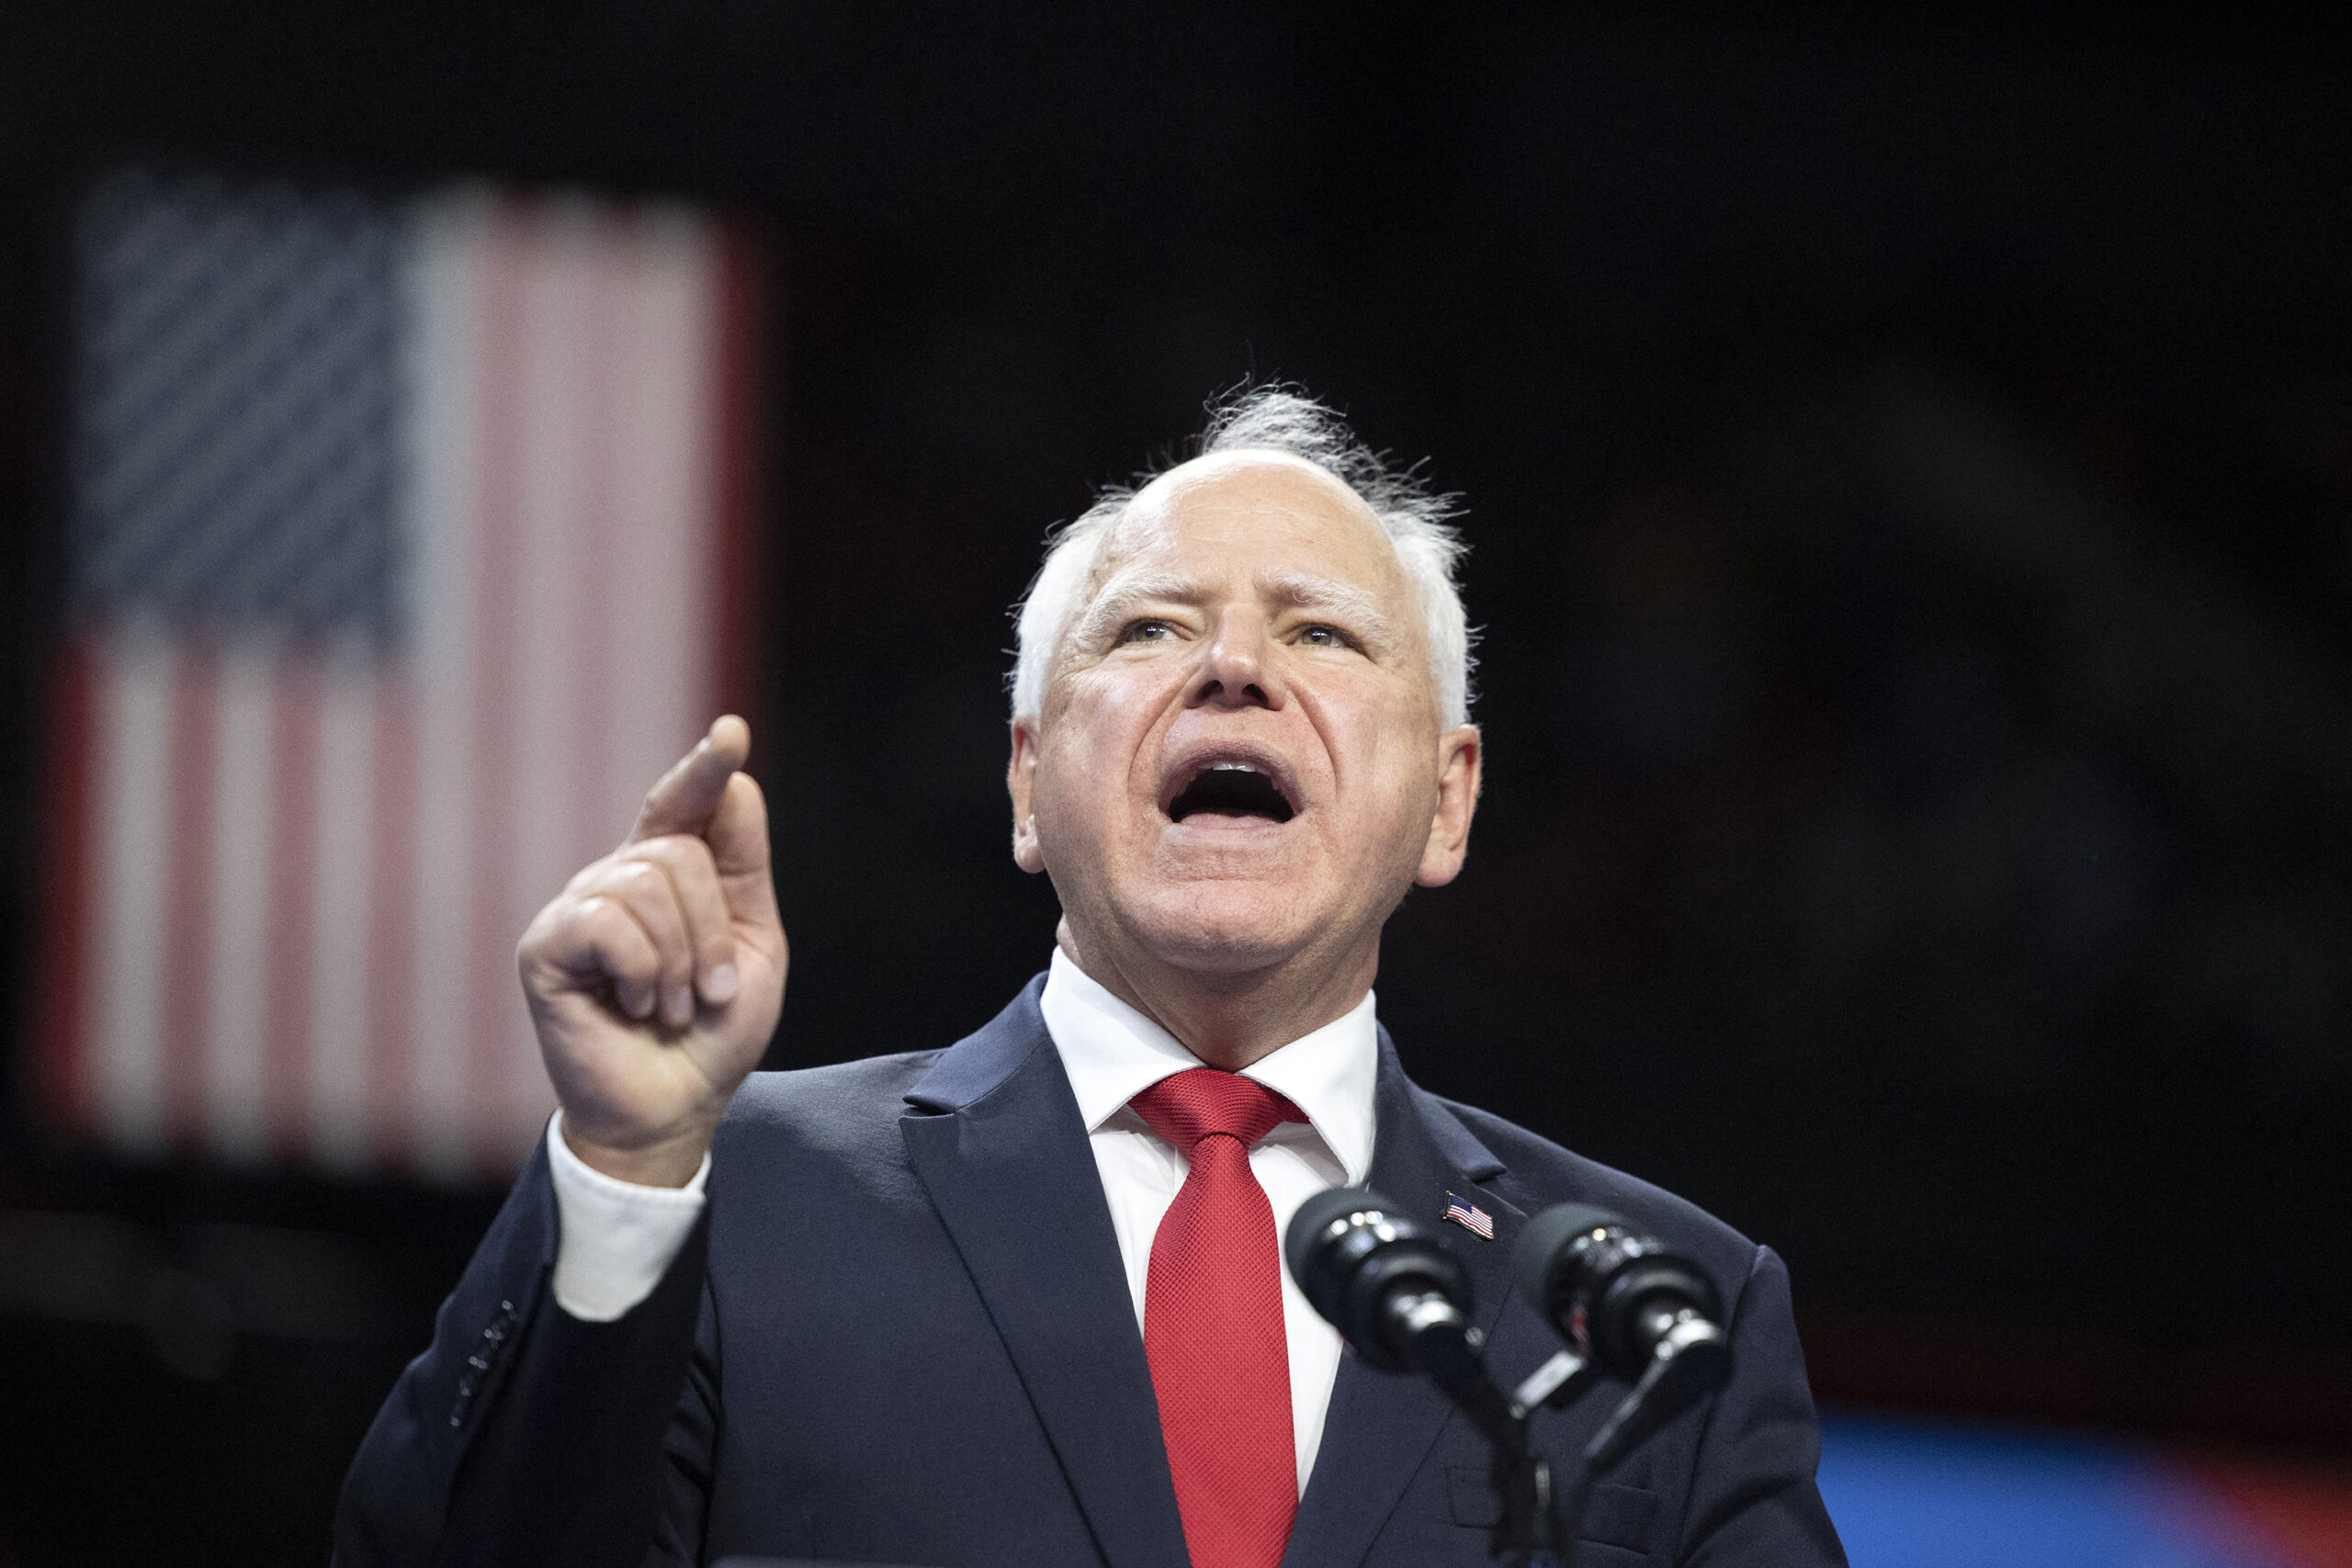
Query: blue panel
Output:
[[1817, 1415, 2278, 1568]]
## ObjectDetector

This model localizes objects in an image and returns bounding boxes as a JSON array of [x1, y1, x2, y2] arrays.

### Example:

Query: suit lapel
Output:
[[1283, 1029, 1526, 1568], [900, 980, 1191, 1568]]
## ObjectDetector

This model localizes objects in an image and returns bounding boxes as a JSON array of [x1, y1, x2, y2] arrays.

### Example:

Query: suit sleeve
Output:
[[1673, 1245, 1849, 1567], [333, 1139, 715, 1568], [642, 1278, 724, 1567]]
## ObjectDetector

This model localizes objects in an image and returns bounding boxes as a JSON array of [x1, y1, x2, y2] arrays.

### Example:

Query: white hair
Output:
[[1010, 387, 1475, 726]]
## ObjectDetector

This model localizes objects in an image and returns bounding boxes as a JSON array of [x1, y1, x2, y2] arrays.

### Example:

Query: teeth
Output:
[[1167, 755, 1295, 824]]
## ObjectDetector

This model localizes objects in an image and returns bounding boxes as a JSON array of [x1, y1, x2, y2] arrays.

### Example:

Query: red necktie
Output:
[[1127, 1068, 1309, 1568]]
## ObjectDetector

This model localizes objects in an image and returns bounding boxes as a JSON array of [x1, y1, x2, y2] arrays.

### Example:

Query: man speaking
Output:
[[336, 389, 1846, 1567]]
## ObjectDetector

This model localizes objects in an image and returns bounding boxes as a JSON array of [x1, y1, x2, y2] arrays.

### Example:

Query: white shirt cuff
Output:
[[545, 1111, 711, 1323]]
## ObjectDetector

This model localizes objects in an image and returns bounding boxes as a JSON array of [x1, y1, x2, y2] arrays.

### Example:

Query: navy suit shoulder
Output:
[[728, 1049, 944, 1116], [718, 1050, 943, 1154], [1430, 1094, 1760, 1270], [1416, 1091, 1846, 1567]]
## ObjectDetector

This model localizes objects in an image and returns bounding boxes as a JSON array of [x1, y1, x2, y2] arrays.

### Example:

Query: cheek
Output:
[[1038, 682, 1157, 827], [1322, 693, 1439, 837], [1067, 668, 1185, 760], [1323, 683, 1426, 781]]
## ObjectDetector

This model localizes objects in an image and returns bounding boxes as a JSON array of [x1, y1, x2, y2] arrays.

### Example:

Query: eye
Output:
[[1120, 618, 1177, 644], [1295, 624, 1354, 649]]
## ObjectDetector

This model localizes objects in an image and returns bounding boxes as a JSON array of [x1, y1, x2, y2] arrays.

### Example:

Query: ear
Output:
[[1414, 725, 1482, 887], [1008, 717, 1047, 874]]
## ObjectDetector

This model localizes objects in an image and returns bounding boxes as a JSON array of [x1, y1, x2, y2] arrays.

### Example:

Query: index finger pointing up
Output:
[[629, 715, 752, 844]]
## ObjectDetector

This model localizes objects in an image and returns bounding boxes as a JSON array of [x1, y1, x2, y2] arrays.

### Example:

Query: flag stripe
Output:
[[37, 640, 96, 1136], [610, 212, 716, 818], [463, 200, 530, 1174], [713, 230, 764, 723], [207, 638, 277, 1162], [503, 199, 582, 1162], [91, 633, 174, 1152], [367, 679, 419, 1170], [266, 651, 321, 1160], [571, 211, 625, 862], [162, 644, 218, 1149], [308, 649, 375, 1170], [405, 194, 484, 1179]]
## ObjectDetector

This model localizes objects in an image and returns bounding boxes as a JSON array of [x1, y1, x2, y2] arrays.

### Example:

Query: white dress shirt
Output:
[[1037, 947, 1378, 1495], [546, 1111, 710, 1322], [546, 947, 1380, 1492]]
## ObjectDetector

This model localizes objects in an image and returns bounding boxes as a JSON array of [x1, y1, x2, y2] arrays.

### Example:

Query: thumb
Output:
[[707, 770, 780, 931], [628, 715, 752, 844]]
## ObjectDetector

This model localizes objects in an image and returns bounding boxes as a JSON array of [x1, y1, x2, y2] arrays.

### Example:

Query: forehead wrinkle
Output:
[[1062, 560, 1406, 671], [1049, 466, 1419, 681]]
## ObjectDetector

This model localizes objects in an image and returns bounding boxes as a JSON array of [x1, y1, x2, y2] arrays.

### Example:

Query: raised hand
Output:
[[516, 716, 787, 1185]]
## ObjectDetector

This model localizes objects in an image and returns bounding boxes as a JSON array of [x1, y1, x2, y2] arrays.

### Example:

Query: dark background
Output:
[[4, 5, 2350, 1562]]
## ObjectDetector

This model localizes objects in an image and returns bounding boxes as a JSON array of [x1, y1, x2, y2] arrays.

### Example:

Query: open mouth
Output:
[[1166, 761, 1297, 824]]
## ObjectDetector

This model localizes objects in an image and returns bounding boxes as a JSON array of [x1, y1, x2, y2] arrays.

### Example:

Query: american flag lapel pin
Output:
[[1442, 1191, 1496, 1240]]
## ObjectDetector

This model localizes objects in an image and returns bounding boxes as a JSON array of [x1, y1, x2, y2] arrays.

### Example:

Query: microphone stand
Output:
[[1404, 1313, 1574, 1566], [1460, 1381, 1562, 1567], [1409, 1307, 1705, 1563], [1498, 1314, 1733, 1565]]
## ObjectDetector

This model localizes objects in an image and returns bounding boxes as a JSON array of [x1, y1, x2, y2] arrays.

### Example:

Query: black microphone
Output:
[[1291, 1190, 1594, 1563], [1284, 1187, 1487, 1401], [1511, 1204, 1731, 1469], [1513, 1203, 1729, 1381]]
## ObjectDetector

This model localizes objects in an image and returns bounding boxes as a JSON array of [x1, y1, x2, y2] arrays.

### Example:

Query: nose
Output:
[[1186, 616, 1286, 712]]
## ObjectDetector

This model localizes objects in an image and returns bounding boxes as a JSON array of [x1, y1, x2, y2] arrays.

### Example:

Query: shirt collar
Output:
[[1038, 946, 1378, 1186]]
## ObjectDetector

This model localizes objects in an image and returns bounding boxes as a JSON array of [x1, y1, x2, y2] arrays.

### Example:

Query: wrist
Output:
[[558, 1115, 715, 1188]]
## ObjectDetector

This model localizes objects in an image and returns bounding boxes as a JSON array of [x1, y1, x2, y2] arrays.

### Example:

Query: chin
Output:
[[1126, 882, 1322, 976]]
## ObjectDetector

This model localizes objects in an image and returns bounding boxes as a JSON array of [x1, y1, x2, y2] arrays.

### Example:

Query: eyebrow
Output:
[[1067, 567, 1401, 657], [1259, 571, 1396, 651], [1064, 571, 1198, 654]]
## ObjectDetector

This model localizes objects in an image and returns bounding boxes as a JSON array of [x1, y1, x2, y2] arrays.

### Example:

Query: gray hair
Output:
[[1010, 387, 1475, 727]]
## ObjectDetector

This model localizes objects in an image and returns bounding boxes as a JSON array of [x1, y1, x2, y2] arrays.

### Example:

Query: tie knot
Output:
[[1128, 1068, 1305, 1153]]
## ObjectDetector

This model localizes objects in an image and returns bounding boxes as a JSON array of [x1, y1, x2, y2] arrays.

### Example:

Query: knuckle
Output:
[[661, 832, 721, 879], [627, 834, 693, 870], [579, 896, 639, 946], [518, 898, 561, 948], [617, 848, 695, 903], [571, 893, 620, 937], [607, 863, 683, 922], [612, 858, 665, 893], [568, 862, 629, 903]]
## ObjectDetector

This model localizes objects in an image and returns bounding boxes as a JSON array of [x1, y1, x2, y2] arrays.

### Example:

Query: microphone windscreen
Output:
[[1511, 1202, 1628, 1307], [1283, 1186, 1393, 1297]]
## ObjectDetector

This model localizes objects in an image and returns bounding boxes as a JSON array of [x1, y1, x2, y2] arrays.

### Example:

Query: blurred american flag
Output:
[[39, 168, 763, 1179]]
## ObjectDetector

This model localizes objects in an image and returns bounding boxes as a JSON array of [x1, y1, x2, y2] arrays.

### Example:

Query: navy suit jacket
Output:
[[336, 977, 1846, 1567]]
